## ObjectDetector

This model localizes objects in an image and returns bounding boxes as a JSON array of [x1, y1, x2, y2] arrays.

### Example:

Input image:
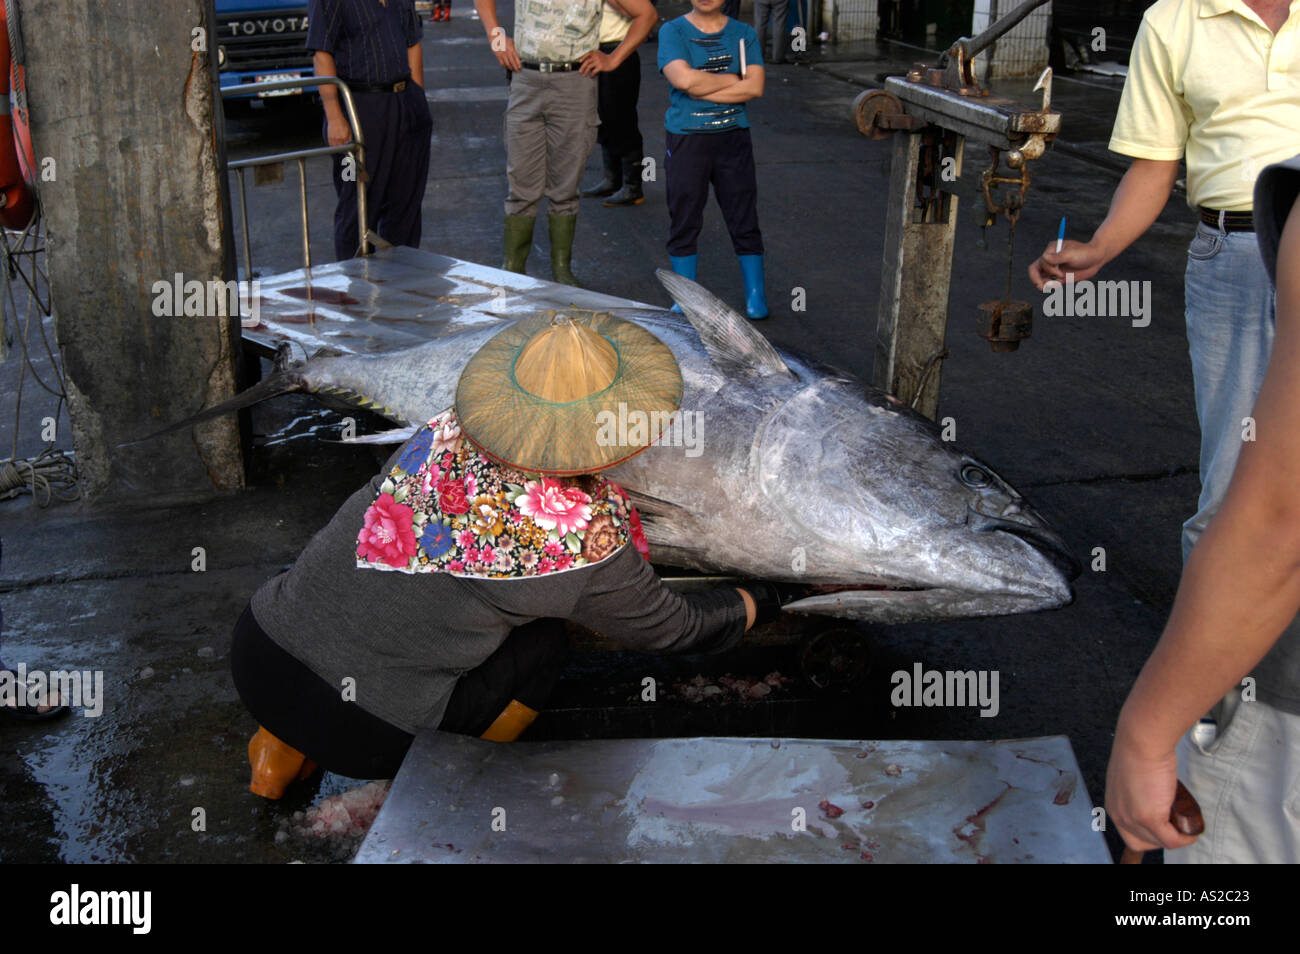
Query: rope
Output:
[[0, 446, 78, 506]]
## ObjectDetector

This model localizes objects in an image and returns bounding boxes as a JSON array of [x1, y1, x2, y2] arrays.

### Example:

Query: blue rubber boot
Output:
[[668, 254, 698, 314], [738, 254, 769, 320]]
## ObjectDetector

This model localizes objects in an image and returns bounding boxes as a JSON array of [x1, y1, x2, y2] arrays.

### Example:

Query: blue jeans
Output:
[[1181, 222, 1277, 560]]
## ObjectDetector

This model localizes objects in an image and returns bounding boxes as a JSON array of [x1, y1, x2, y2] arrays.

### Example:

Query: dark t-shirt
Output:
[[306, 0, 422, 85], [1250, 155, 1300, 715]]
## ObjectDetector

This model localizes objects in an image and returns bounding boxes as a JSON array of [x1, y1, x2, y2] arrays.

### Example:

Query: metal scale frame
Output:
[[853, 0, 1061, 419]]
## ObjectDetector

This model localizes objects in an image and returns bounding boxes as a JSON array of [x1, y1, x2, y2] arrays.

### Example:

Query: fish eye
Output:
[[959, 463, 991, 488]]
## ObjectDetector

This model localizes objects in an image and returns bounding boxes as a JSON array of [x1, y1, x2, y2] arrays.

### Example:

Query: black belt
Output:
[[520, 60, 581, 72], [1198, 207, 1254, 232], [346, 77, 410, 94]]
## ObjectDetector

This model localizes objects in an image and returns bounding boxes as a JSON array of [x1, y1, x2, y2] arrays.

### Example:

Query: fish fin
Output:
[[655, 269, 793, 378], [330, 426, 419, 445], [307, 382, 407, 423], [624, 488, 697, 521], [119, 371, 303, 446]]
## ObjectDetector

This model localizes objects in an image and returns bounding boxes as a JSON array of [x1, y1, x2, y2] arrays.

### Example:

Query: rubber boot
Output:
[[738, 253, 769, 320], [603, 157, 645, 207], [248, 726, 317, 800], [668, 253, 697, 314], [480, 699, 539, 742], [548, 213, 582, 287], [581, 148, 621, 198], [502, 214, 535, 274]]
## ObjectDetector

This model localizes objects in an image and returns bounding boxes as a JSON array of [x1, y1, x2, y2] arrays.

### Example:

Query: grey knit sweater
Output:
[[251, 447, 748, 733]]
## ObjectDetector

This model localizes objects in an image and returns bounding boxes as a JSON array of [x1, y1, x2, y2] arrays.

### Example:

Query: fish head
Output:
[[758, 378, 1078, 623], [652, 267, 1077, 624]]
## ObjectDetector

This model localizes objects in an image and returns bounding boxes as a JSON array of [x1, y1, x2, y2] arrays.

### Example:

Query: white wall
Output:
[[825, 0, 878, 43]]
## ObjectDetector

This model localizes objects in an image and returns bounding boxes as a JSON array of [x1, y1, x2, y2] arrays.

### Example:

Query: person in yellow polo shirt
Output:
[[1030, 0, 1300, 863]]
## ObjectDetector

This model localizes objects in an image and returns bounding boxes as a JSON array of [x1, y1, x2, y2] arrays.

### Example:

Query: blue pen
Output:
[[1056, 217, 1067, 253]]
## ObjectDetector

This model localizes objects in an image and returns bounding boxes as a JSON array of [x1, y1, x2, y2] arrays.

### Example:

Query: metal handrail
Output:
[[219, 75, 369, 277]]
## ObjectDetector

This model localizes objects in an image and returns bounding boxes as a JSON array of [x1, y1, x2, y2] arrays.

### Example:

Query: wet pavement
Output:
[[2, 4, 1207, 863]]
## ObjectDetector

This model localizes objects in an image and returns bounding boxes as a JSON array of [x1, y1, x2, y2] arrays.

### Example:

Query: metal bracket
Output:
[[981, 144, 1031, 227]]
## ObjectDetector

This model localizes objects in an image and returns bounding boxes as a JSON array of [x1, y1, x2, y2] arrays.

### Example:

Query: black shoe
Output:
[[603, 157, 645, 206], [581, 148, 621, 198]]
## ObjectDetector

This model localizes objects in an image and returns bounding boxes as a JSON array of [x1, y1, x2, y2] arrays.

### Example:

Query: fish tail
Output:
[[119, 371, 304, 446]]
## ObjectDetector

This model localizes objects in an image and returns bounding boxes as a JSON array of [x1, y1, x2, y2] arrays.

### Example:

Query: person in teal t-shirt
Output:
[[658, 0, 769, 319]]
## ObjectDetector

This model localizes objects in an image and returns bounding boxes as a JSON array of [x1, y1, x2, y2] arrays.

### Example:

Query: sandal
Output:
[[0, 668, 71, 721]]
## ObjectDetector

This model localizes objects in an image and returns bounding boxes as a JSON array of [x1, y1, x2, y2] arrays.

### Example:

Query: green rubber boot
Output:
[[548, 213, 582, 287], [503, 214, 535, 274]]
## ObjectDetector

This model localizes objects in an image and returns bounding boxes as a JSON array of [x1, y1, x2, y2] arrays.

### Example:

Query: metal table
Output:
[[243, 245, 655, 359], [355, 733, 1110, 864]]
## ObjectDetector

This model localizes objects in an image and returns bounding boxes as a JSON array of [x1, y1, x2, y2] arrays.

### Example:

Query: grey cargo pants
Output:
[[504, 68, 600, 218]]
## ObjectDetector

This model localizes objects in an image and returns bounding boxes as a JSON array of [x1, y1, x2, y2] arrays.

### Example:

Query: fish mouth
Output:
[[992, 524, 1081, 582], [779, 575, 1073, 622], [776, 518, 1078, 622]]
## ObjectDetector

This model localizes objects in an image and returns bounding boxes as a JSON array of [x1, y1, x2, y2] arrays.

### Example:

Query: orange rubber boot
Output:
[[479, 699, 539, 742], [248, 726, 312, 799]]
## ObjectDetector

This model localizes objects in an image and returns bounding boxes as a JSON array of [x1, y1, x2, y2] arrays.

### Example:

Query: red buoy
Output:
[[0, 4, 35, 231]]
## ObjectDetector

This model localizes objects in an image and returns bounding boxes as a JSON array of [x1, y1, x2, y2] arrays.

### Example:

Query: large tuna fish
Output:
[[146, 271, 1077, 623]]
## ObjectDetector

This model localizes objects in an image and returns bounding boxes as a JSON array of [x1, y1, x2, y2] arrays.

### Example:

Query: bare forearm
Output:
[[1118, 238, 1300, 754], [474, 0, 501, 33], [408, 44, 424, 87], [1119, 503, 1300, 755], [475, 0, 521, 71], [1090, 158, 1180, 265], [682, 69, 740, 96], [314, 51, 345, 123], [603, 0, 656, 68], [700, 79, 762, 103]]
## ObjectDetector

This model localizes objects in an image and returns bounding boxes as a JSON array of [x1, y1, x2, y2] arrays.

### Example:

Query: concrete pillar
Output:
[[21, 0, 243, 501], [973, 0, 1051, 80]]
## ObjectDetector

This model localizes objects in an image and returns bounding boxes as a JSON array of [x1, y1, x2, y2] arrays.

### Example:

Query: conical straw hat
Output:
[[455, 310, 684, 475]]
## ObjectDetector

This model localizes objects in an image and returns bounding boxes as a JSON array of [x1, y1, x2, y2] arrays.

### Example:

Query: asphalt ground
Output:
[[1, 5, 1211, 864]]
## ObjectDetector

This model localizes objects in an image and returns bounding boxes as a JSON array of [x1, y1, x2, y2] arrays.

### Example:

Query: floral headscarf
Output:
[[356, 409, 651, 579]]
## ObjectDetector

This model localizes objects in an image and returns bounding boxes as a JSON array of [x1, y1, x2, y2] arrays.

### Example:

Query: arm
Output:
[[405, 2, 424, 87], [1105, 192, 1300, 852], [567, 546, 754, 654], [579, 0, 657, 76], [408, 44, 424, 88], [313, 51, 351, 147], [1028, 158, 1179, 289], [474, 0, 522, 72], [1029, 14, 1187, 290], [662, 58, 742, 97], [699, 65, 764, 103]]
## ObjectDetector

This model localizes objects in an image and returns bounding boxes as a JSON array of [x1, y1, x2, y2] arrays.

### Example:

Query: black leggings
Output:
[[595, 46, 643, 159], [230, 604, 568, 779], [665, 128, 763, 257]]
